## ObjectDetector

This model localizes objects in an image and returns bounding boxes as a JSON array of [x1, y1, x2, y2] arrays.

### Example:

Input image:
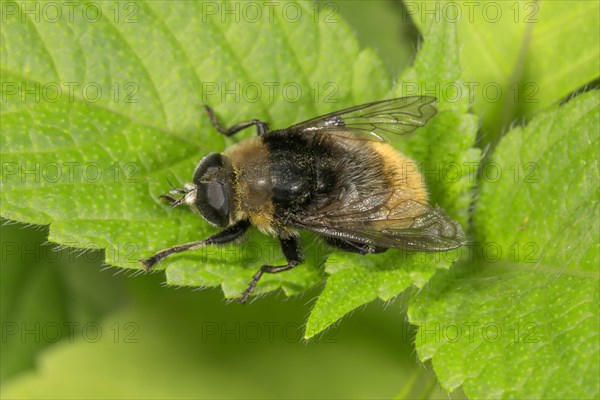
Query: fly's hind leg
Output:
[[204, 105, 269, 136], [325, 237, 387, 255], [236, 236, 303, 304]]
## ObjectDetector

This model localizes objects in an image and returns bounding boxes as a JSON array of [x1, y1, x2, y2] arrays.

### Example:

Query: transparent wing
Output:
[[288, 189, 465, 252], [285, 96, 438, 141]]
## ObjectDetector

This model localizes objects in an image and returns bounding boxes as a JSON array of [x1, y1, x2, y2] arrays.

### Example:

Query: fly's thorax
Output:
[[261, 130, 334, 213], [224, 136, 275, 232]]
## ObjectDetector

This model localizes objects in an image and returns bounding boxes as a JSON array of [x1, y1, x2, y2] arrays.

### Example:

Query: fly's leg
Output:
[[140, 220, 251, 271], [204, 105, 269, 136], [236, 236, 303, 304], [325, 237, 387, 255]]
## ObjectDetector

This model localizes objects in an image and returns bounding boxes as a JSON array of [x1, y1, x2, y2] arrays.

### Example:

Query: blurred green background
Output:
[[1, 1, 463, 398]]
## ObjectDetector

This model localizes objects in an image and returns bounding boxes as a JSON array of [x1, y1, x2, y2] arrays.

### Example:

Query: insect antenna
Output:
[[159, 177, 188, 207], [165, 177, 185, 193]]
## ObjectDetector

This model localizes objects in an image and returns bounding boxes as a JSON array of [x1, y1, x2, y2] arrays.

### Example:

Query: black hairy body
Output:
[[226, 129, 427, 244]]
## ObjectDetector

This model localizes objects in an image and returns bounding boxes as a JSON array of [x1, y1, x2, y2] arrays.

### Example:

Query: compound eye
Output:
[[192, 153, 233, 227], [196, 180, 231, 227], [206, 181, 229, 218]]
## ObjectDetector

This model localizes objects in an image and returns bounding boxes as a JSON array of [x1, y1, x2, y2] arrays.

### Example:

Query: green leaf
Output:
[[322, 0, 418, 76], [305, 17, 479, 338], [0, 1, 390, 301], [408, 91, 599, 398], [410, 0, 600, 142], [1, 0, 473, 340]]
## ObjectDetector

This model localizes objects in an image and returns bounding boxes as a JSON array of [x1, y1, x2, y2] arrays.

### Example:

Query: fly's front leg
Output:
[[236, 236, 304, 304], [157, 184, 188, 207], [204, 105, 269, 136], [140, 220, 251, 271], [158, 194, 178, 205]]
